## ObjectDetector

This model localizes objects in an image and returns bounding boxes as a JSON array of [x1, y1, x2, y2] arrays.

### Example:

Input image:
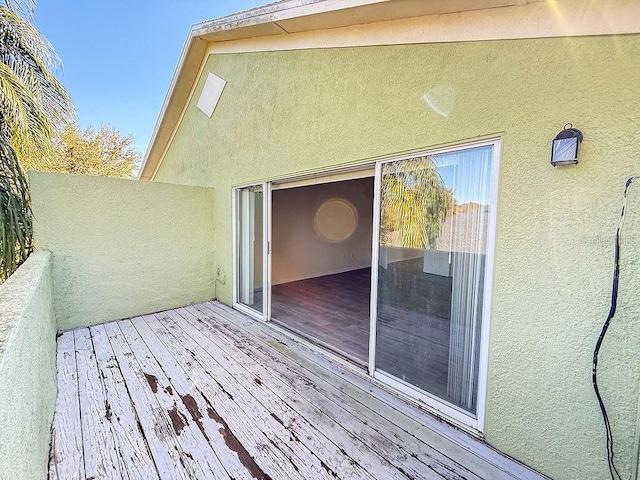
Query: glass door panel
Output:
[[236, 185, 264, 315], [374, 144, 493, 415]]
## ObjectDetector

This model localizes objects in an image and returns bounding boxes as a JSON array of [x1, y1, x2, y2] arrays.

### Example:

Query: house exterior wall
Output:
[[31, 173, 217, 331], [0, 252, 57, 480], [152, 36, 640, 480]]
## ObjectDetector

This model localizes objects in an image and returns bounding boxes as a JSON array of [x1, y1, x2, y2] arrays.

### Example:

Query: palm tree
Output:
[[0, 0, 74, 281]]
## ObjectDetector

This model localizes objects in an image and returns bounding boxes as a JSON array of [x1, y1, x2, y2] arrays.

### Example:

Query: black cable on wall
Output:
[[592, 175, 638, 480]]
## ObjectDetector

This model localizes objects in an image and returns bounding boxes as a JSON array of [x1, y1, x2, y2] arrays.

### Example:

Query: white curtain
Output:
[[435, 146, 492, 413]]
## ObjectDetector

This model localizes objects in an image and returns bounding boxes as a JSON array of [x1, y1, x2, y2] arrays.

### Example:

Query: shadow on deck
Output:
[[48, 301, 547, 480]]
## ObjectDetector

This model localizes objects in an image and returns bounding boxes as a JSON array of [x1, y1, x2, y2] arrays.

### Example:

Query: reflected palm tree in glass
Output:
[[376, 146, 493, 415], [380, 156, 453, 250]]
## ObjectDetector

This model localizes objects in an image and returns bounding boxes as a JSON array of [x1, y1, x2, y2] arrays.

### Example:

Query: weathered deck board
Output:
[[90, 325, 159, 479], [147, 310, 395, 480], [49, 301, 548, 480], [172, 305, 464, 480], [121, 318, 256, 480], [48, 331, 84, 480], [137, 313, 338, 480], [75, 328, 129, 479], [201, 301, 542, 480], [105, 320, 229, 479], [197, 303, 516, 479], [103, 321, 202, 480], [127, 316, 308, 480]]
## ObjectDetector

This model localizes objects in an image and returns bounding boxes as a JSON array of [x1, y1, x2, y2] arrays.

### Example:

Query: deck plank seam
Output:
[[104, 321, 212, 479], [88, 328, 140, 480], [115, 319, 234, 479], [174, 307, 422, 479], [49, 332, 85, 480], [75, 329, 128, 479], [212, 301, 548, 480], [89, 327, 148, 478], [138, 317, 315, 480], [48, 301, 549, 480], [213, 302, 526, 479], [128, 316, 266, 480], [73, 332, 86, 480], [95, 324, 163, 480], [191, 305, 459, 476]]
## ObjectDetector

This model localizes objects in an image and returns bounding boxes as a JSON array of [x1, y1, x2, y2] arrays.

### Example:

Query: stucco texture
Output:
[[31, 172, 217, 331], [0, 252, 57, 480], [153, 36, 640, 480]]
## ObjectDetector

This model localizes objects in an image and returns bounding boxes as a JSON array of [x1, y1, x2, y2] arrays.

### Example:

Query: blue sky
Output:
[[36, 0, 263, 156]]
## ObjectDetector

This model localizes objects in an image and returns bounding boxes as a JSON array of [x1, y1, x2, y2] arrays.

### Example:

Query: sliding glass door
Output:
[[235, 184, 269, 317], [233, 141, 497, 430], [371, 142, 496, 427]]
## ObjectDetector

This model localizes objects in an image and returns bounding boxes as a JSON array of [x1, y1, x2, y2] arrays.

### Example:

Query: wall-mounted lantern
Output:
[[551, 123, 583, 166]]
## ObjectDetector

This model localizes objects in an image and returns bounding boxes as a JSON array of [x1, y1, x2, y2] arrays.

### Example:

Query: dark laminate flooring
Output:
[[271, 268, 371, 363], [270, 263, 452, 405], [376, 258, 452, 401]]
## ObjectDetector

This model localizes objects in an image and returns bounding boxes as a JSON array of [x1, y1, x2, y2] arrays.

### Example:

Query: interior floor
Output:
[[271, 262, 453, 406], [376, 257, 451, 401], [271, 268, 371, 363]]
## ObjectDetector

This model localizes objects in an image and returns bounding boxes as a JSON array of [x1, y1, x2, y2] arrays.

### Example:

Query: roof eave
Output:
[[138, 0, 542, 180]]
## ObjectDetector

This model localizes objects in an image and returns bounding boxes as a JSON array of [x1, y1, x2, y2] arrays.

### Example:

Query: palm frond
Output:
[[1, 0, 35, 21], [0, 61, 52, 143], [0, 2, 75, 280], [0, 136, 31, 281], [0, 7, 75, 128]]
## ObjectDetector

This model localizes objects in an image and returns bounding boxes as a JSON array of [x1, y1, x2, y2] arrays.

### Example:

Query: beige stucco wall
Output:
[[152, 36, 640, 480], [31, 173, 217, 331], [0, 252, 57, 480]]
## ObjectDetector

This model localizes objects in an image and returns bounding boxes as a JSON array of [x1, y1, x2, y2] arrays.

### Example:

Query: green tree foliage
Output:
[[380, 156, 453, 250], [0, 0, 74, 281], [24, 124, 140, 178]]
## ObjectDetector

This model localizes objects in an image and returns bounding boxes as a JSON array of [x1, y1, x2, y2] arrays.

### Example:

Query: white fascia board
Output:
[[138, 29, 205, 180], [193, 0, 389, 34]]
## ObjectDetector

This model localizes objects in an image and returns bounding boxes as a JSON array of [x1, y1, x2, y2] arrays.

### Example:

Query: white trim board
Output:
[[272, 167, 375, 190], [206, 0, 640, 54]]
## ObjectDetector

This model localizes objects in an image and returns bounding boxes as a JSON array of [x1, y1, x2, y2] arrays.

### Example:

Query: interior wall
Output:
[[272, 177, 373, 285]]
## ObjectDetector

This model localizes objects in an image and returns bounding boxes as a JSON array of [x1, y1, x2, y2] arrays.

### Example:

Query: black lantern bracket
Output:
[[551, 123, 583, 166]]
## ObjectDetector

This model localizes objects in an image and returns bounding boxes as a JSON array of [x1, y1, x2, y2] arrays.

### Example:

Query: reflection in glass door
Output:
[[236, 185, 265, 315], [373, 144, 495, 421]]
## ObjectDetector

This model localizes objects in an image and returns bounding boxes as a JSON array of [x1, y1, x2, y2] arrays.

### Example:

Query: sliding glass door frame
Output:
[[232, 181, 272, 322], [233, 137, 500, 433], [369, 138, 501, 433]]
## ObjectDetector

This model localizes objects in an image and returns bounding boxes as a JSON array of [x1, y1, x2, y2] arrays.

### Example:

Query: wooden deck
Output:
[[48, 301, 547, 480]]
